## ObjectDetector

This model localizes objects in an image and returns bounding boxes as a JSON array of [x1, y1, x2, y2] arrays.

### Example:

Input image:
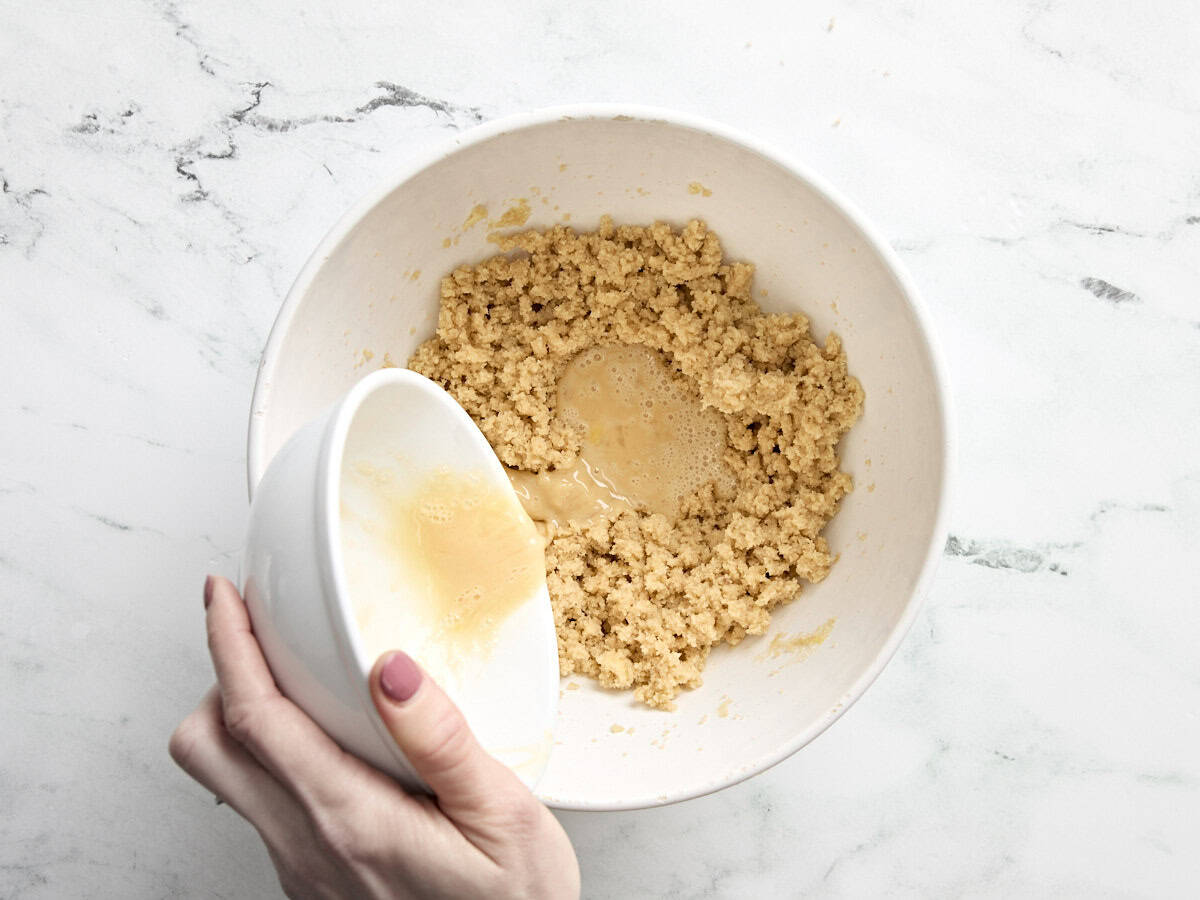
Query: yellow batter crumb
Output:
[[409, 218, 862, 708], [490, 199, 532, 230], [462, 204, 488, 230]]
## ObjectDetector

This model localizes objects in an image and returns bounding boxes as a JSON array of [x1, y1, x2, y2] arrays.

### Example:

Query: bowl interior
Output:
[[331, 369, 560, 788], [250, 111, 949, 810]]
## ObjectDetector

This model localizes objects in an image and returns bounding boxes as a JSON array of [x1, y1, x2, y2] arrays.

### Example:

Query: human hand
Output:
[[169, 576, 579, 899]]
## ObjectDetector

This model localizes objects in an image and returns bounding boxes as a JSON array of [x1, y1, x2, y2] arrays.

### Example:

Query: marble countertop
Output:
[[3, 1, 1198, 896]]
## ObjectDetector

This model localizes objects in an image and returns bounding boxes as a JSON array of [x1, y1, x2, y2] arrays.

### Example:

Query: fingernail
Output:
[[380, 651, 422, 703], [203, 575, 214, 609]]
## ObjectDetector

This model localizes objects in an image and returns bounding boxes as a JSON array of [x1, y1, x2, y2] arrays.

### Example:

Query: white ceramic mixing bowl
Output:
[[247, 105, 953, 811], [241, 368, 559, 793]]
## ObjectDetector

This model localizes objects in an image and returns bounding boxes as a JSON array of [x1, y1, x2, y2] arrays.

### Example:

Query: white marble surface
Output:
[[2, 1, 1198, 896]]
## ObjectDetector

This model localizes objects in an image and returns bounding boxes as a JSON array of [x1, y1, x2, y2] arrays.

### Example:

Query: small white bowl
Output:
[[241, 367, 559, 792], [247, 105, 953, 811]]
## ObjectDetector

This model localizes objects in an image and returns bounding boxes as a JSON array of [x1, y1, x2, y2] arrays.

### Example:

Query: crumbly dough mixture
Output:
[[409, 218, 863, 708]]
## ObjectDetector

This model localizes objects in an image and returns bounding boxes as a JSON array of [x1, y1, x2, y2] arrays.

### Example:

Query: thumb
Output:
[[368, 650, 521, 819]]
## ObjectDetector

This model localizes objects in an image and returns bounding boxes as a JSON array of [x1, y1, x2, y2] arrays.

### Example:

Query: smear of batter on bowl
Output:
[[490, 198, 532, 230], [486, 729, 555, 782], [759, 617, 837, 668], [485, 199, 534, 243], [462, 204, 489, 230], [410, 217, 862, 708]]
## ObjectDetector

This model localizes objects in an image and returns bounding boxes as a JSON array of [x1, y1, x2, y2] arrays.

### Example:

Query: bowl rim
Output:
[[246, 103, 955, 811], [312, 368, 424, 785]]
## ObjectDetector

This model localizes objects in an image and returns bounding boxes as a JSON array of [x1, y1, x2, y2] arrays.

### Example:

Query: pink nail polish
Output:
[[203, 575, 215, 609], [380, 651, 422, 703]]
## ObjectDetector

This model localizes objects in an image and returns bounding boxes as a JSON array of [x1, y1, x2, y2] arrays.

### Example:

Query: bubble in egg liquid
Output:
[[554, 343, 734, 518]]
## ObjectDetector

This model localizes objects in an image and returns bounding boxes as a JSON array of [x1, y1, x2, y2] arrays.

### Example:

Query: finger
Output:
[[204, 574, 282, 711], [204, 575, 357, 811], [169, 688, 307, 849], [368, 651, 528, 825]]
